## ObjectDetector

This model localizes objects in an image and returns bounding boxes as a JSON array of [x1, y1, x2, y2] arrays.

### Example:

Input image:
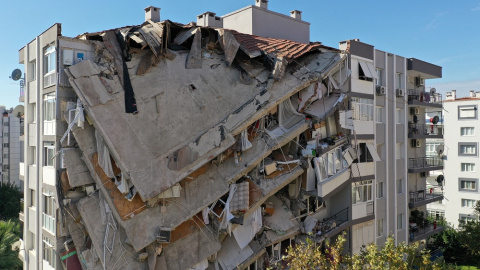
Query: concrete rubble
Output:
[[55, 18, 359, 270]]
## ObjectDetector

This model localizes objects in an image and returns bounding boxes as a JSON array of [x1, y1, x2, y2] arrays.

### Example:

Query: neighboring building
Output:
[[0, 106, 21, 189], [18, 3, 443, 270], [428, 90, 480, 228], [340, 40, 443, 250]]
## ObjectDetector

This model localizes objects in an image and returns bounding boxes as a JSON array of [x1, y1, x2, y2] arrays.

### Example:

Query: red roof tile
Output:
[[230, 30, 337, 61]]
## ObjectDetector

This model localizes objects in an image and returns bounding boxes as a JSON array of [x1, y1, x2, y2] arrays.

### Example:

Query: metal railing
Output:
[[409, 220, 441, 240], [409, 188, 443, 204], [407, 89, 442, 104], [408, 157, 443, 170], [408, 123, 442, 136], [313, 207, 349, 236]]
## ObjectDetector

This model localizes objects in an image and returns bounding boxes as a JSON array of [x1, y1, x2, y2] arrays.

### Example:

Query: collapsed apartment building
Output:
[[18, 2, 443, 270]]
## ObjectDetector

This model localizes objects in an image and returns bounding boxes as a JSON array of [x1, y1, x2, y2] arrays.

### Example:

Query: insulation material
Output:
[[217, 236, 254, 270], [233, 207, 263, 249], [230, 181, 249, 213], [95, 130, 115, 178], [240, 130, 252, 151], [220, 184, 237, 233], [190, 259, 208, 270]]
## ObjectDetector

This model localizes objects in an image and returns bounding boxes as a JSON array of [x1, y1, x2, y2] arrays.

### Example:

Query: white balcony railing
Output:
[[42, 213, 56, 233], [44, 73, 56, 88]]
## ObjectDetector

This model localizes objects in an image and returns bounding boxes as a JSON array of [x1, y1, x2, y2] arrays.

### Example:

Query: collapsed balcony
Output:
[[408, 157, 443, 173], [407, 89, 442, 108], [408, 187, 444, 208]]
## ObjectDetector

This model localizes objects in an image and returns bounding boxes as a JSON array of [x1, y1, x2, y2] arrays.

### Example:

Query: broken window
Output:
[[313, 145, 348, 182], [358, 61, 377, 82], [357, 143, 374, 163]]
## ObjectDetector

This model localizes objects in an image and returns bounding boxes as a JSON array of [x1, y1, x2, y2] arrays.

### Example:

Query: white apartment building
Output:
[[427, 90, 480, 228], [0, 106, 21, 188]]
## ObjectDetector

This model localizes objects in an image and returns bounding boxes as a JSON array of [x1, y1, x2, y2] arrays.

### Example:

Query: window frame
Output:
[[43, 93, 56, 122], [43, 142, 55, 167], [459, 142, 477, 156], [458, 105, 477, 120], [397, 178, 403, 194], [459, 178, 478, 192], [352, 180, 373, 204], [397, 213, 404, 230], [44, 45, 56, 75], [461, 198, 476, 208], [377, 218, 384, 237], [376, 181, 384, 198], [461, 163, 476, 172], [461, 127, 475, 136]]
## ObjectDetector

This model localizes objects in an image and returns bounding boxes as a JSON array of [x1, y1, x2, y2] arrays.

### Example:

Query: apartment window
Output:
[[461, 127, 475, 136], [313, 146, 348, 182], [352, 180, 373, 204], [351, 97, 374, 121], [3, 143, 8, 148], [358, 61, 376, 82], [396, 143, 403, 159], [44, 142, 55, 167], [3, 121, 8, 126], [3, 164, 9, 170], [459, 214, 478, 226], [30, 189, 36, 208], [397, 213, 404, 230], [396, 73, 403, 89], [32, 103, 36, 123], [377, 219, 384, 237], [461, 163, 475, 172], [459, 143, 477, 156], [376, 181, 384, 198], [376, 106, 384, 123], [3, 154, 8, 159], [42, 236, 56, 268], [29, 60, 36, 81], [43, 93, 56, 121], [458, 105, 477, 119], [44, 45, 56, 74], [397, 178, 403, 194], [396, 108, 403, 124], [460, 179, 477, 191], [428, 210, 445, 220], [461, 199, 476, 208], [3, 132, 8, 137], [375, 68, 383, 86], [426, 142, 441, 157]]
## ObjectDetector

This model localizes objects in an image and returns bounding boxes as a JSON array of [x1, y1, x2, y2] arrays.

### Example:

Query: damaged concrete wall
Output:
[[58, 19, 351, 270]]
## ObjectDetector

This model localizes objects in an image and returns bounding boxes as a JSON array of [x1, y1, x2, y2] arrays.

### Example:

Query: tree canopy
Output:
[[0, 182, 21, 221]]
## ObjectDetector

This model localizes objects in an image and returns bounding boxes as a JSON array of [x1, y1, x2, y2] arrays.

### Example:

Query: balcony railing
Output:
[[408, 157, 443, 173], [312, 207, 349, 236], [42, 213, 56, 233], [409, 188, 444, 208], [407, 89, 442, 106], [409, 220, 443, 242], [408, 123, 442, 137]]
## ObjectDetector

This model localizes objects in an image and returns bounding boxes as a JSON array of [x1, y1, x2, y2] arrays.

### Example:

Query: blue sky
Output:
[[1, 0, 479, 108]]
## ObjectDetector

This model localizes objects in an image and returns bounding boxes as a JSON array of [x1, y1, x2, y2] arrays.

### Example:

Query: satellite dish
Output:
[[436, 144, 445, 156], [430, 88, 436, 95], [436, 175, 445, 186], [10, 69, 22, 81], [432, 115, 440, 125], [12, 105, 24, 118]]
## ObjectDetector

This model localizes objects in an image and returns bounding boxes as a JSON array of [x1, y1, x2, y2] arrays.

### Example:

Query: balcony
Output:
[[409, 221, 444, 242], [409, 188, 444, 208], [407, 89, 442, 108], [408, 123, 443, 139], [408, 157, 443, 173], [42, 213, 56, 233], [315, 144, 352, 199], [352, 201, 374, 221], [312, 207, 349, 238]]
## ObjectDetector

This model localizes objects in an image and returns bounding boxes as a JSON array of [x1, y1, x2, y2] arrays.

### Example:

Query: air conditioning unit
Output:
[[376, 85, 386, 95], [396, 88, 405, 97], [415, 77, 425, 86], [409, 107, 420, 115], [411, 139, 421, 148]]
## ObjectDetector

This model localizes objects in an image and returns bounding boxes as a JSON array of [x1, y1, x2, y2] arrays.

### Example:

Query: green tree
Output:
[[0, 220, 22, 269], [457, 201, 480, 259], [284, 232, 454, 269], [0, 182, 21, 221]]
